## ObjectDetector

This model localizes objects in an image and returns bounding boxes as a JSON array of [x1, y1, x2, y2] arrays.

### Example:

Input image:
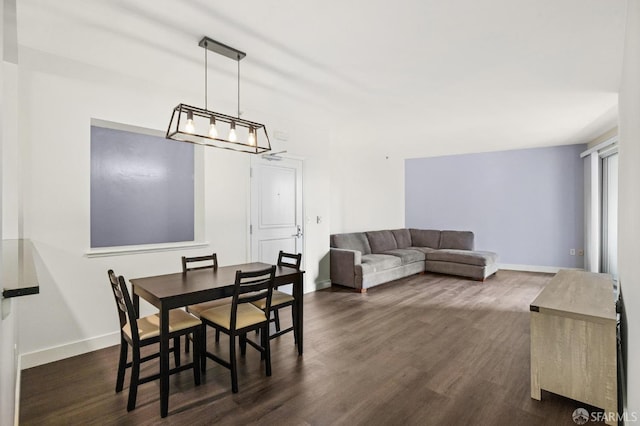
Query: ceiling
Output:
[[15, 0, 627, 158]]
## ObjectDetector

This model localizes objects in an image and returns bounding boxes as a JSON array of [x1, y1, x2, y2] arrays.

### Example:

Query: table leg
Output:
[[530, 315, 541, 400], [132, 289, 140, 319], [295, 273, 303, 356], [160, 306, 170, 417]]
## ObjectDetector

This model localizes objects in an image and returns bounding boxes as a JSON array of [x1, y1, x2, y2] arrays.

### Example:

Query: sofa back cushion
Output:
[[366, 230, 398, 253], [331, 232, 372, 254], [409, 229, 441, 249], [439, 230, 474, 250], [391, 229, 411, 248]]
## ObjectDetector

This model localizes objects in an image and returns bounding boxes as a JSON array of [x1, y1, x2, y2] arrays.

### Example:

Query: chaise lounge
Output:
[[330, 228, 498, 292]]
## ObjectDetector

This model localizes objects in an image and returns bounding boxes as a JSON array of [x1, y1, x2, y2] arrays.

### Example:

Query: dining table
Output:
[[130, 261, 305, 418]]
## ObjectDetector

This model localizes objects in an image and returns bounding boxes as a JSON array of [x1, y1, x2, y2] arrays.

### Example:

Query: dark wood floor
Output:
[[20, 270, 607, 425]]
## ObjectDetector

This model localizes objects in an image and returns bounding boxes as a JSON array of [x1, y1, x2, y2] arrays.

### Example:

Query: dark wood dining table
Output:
[[130, 261, 305, 418]]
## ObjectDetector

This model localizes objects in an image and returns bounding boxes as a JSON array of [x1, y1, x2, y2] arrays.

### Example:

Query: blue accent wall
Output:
[[90, 126, 194, 248], [405, 144, 586, 268]]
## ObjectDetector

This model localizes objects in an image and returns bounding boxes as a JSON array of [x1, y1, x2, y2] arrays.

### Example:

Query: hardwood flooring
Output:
[[20, 270, 608, 425]]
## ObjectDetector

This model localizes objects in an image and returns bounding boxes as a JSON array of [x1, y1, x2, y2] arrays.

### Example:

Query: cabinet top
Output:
[[530, 269, 616, 322]]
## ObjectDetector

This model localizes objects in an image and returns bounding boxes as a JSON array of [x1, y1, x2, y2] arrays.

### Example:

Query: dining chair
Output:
[[183, 253, 227, 352], [251, 251, 301, 342], [199, 265, 276, 393], [181, 253, 218, 272], [107, 270, 202, 411]]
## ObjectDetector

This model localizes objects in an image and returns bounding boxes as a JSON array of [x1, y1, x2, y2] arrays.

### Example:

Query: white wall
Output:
[[329, 124, 405, 234], [618, 0, 640, 416], [0, 58, 18, 424], [13, 45, 331, 367], [1, 0, 21, 422], [0, 306, 16, 426]]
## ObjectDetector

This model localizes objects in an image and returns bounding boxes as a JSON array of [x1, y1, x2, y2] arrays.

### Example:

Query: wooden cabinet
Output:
[[530, 270, 617, 425]]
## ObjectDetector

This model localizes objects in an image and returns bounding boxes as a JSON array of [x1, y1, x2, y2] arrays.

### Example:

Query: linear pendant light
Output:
[[166, 37, 271, 154]]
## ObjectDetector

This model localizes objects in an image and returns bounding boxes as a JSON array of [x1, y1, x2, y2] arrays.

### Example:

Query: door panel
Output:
[[257, 238, 297, 268], [259, 167, 296, 227], [250, 156, 303, 290]]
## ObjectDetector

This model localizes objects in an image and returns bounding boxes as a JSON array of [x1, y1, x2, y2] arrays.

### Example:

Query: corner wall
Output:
[[329, 144, 405, 234], [618, 0, 640, 416], [1, 0, 20, 423]]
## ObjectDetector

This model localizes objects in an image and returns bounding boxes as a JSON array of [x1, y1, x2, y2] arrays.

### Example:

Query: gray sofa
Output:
[[330, 229, 498, 292]]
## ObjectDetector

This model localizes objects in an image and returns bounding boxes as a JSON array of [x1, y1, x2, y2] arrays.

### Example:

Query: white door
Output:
[[250, 156, 303, 284]]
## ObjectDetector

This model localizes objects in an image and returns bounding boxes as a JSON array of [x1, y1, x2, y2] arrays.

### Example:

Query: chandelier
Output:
[[166, 37, 271, 154]]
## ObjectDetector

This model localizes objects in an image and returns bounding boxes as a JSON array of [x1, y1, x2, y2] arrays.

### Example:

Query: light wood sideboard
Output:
[[530, 269, 617, 425]]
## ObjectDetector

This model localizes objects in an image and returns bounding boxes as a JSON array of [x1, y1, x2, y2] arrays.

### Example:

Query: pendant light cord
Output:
[[204, 42, 208, 110], [203, 40, 242, 118], [237, 56, 241, 118]]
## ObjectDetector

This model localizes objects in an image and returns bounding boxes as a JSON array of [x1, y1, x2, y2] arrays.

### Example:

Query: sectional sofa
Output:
[[330, 228, 498, 292]]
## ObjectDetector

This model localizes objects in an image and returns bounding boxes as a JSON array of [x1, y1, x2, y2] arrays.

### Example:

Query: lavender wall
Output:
[[405, 144, 585, 268]]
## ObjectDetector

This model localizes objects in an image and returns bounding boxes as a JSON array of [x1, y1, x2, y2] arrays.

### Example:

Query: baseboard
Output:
[[314, 279, 332, 291], [498, 263, 583, 274], [20, 331, 119, 370]]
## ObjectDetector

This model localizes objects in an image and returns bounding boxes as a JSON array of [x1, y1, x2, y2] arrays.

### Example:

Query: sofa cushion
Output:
[[408, 246, 437, 255], [359, 254, 402, 274], [331, 232, 372, 254], [391, 229, 412, 249], [383, 249, 426, 265], [409, 229, 441, 249], [366, 230, 398, 253], [426, 249, 497, 266], [439, 231, 474, 250]]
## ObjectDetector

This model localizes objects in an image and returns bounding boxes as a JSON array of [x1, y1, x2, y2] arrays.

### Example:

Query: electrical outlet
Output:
[[578, 249, 584, 256], [569, 249, 576, 256]]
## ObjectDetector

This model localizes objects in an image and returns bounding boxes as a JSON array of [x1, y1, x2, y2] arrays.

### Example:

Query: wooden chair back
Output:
[[107, 270, 139, 342], [230, 266, 276, 331], [182, 253, 218, 272], [277, 251, 302, 270]]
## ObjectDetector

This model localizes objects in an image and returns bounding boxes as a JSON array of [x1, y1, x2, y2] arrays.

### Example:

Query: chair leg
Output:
[[230, 334, 238, 393], [127, 345, 141, 411], [263, 324, 272, 377], [291, 305, 298, 344], [185, 333, 190, 353], [240, 333, 247, 356], [173, 337, 181, 367], [116, 339, 128, 393], [215, 329, 220, 343], [201, 325, 207, 374], [274, 309, 281, 332], [260, 324, 266, 360], [192, 328, 201, 386]]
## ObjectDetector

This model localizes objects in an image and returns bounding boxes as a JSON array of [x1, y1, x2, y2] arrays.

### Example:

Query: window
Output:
[[582, 136, 618, 280], [601, 150, 618, 278], [90, 121, 195, 249]]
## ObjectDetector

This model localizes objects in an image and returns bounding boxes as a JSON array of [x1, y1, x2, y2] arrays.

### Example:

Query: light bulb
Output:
[[208, 116, 218, 138], [229, 121, 237, 142], [185, 111, 195, 134], [248, 127, 256, 146]]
